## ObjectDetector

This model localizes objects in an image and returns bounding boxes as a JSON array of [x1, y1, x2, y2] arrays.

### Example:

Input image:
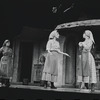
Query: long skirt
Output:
[[42, 51, 58, 82], [77, 52, 97, 83], [0, 56, 13, 78]]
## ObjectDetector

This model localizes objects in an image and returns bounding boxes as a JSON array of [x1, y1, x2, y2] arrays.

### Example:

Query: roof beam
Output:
[[55, 19, 100, 29]]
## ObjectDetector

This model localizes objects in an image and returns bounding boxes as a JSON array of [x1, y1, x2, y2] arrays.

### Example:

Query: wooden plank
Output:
[[55, 19, 100, 29]]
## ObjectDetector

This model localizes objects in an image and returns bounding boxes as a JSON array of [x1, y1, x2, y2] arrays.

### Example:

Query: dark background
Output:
[[0, 1, 100, 99], [0, 0, 100, 38]]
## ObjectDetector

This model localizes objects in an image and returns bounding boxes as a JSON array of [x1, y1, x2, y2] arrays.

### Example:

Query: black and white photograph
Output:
[[0, 0, 100, 100]]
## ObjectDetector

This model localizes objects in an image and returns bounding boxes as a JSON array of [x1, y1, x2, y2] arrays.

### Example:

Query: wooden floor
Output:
[[10, 84, 100, 94], [1, 84, 100, 100]]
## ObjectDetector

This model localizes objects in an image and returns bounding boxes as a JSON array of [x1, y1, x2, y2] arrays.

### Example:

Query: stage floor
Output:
[[10, 84, 100, 94], [1, 84, 100, 100]]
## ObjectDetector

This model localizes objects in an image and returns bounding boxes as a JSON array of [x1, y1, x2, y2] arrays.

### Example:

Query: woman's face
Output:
[[6, 42, 10, 47]]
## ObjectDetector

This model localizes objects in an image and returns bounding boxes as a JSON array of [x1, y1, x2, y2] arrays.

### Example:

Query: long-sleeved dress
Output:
[[42, 39, 60, 82], [0, 47, 13, 78], [77, 39, 97, 83]]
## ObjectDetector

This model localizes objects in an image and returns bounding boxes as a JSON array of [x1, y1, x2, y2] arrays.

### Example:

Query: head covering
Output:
[[3, 39, 10, 46], [49, 30, 59, 39], [85, 30, 95, 43]]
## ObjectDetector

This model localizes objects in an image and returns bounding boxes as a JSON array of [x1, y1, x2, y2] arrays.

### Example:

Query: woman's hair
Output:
[[49, 30, 59, 39], [91, 42, 96, 57], [84, 30, 95, 43], [2, 40, 10, 47]]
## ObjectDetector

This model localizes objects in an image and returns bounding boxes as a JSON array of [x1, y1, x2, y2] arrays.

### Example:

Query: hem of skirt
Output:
[[42, 72, 57, 82]]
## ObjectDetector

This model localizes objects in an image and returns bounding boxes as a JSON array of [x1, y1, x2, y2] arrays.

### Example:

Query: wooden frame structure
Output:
[[55, 19, 100, 29]]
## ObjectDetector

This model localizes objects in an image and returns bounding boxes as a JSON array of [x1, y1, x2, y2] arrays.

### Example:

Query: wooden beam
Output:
[[55, 19, 100, 29]]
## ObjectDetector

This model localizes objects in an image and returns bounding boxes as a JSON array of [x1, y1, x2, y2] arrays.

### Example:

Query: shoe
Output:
[[44, 85, 47, 88], [91, 88, 95, 93], [91, 83, 95, 93], [78, 82, 82, 90], [44, 81, 48, 88], [85, 83, 89, 89], [51, 86, 57, 89], [51, 82, 57, 89]]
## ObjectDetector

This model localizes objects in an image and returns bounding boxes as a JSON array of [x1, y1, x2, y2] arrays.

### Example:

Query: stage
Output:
[[0, 84, 100, 100]]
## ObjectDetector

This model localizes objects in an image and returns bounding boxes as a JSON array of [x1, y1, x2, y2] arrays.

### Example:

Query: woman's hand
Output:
[[57, 50, 71, 57], [64, 53, 71, 57], [67, 54, 71, 57], [79, 42, 83, 47]]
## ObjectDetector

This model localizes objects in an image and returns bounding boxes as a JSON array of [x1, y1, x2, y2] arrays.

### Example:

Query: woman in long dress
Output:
[[77, 30, 97, 92], [42, 30, 69, 89], [0, 40, 13, 86]]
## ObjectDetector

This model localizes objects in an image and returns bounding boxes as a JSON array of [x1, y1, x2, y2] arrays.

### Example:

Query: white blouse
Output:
[[79, 39, 93, 52], [46, 39, 60, 51]]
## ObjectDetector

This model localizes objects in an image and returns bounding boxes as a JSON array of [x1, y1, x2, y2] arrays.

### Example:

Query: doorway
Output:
[[19, 41, 33, 82], [64, 36, 76, 86]]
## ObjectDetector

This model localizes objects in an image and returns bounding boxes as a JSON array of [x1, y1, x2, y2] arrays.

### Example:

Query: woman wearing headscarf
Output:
[[77, 30, 97, 92], [42, 30, 70, 89], [0, 40, 13, 87]]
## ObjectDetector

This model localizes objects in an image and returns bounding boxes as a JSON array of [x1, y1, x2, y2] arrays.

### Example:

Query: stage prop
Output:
[[0, 77, 10, 87]]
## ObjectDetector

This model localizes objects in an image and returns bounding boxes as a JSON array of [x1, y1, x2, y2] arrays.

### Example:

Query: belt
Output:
[[50, 50, 58, 52]]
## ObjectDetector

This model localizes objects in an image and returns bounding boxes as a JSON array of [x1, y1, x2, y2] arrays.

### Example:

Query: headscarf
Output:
[[3, 39, 10, 46], [49, 30, 59, 39], [85, 30, 95, 43]]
